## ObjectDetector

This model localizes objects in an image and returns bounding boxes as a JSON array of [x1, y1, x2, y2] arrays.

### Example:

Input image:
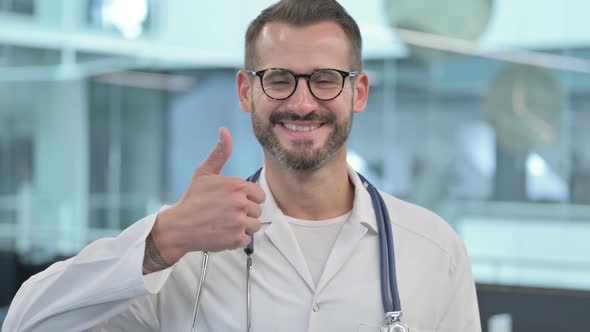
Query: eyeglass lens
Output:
[[261, 69, 344, 100]]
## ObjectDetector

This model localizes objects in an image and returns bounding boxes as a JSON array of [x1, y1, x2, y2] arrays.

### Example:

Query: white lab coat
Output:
[[3, 166, 481, 332]]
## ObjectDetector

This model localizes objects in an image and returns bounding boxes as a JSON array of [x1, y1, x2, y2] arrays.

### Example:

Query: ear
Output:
[[352, 72, 369, 114], [237, 70, 253, 113]]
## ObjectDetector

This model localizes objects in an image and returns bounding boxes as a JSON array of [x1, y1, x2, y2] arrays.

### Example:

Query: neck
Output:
[[264, 149, 354, 221]]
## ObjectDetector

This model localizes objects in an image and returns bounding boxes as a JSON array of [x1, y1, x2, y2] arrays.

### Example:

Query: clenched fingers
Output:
[[244, 182, 266, 204], [244, 216, 262, 235], [245, 200, 262, 218]]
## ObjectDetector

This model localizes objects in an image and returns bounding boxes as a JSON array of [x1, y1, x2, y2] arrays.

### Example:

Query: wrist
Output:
[[143, 212, 176, 274]]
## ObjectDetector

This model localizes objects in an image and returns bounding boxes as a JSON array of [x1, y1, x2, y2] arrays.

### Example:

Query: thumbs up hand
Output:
[[194, 127, 234, 176], [144, 128, 266, 272]]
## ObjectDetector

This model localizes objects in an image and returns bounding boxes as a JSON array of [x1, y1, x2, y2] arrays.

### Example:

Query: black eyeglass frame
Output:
[[247, 68, 360, 101]]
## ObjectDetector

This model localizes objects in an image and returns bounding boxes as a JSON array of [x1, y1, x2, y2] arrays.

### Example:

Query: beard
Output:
[[251, 103, 353, 171]]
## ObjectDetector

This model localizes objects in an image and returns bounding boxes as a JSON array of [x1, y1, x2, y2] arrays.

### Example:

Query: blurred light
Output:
[[526, 152, 568, 201], [101, 0, 148, 39], [527, 153, 547, 177], [488, 313, 512, 332], [347, 150, 368, 174], [458, 123, 496, 177]]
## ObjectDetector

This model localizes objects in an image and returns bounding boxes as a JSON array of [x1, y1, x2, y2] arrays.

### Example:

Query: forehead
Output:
[[253, 21, 351, 71]]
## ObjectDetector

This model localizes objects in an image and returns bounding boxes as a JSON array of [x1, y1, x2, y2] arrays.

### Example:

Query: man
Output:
[[3, 0, 481, 331]]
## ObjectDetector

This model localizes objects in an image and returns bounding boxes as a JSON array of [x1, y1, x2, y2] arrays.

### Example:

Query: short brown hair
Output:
[[245, 0, 362, 71]]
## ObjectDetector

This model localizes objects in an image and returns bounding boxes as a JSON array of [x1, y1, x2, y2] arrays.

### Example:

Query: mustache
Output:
[[269, 111, 335, 124]]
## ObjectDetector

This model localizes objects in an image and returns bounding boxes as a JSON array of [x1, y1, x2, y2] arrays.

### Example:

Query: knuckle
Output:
[[233, 196, 249, 210], [259, 189, 267, 201], [231, 235, 245, 248], [230, 178, 248, 191], [253, 204, 263, 217], [248, 208, 260, 219], [252, 220, 262, 232], [235, 215, 247, 228], [241, 196, 251, 207]]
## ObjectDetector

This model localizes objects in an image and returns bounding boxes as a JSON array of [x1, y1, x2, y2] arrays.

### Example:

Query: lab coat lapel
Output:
[[265, 216, 315, 291], [315, 219, 367, 294], [258, 168, 315, 291], [257, 166, 378, 293], [315, 167, 379, 294]]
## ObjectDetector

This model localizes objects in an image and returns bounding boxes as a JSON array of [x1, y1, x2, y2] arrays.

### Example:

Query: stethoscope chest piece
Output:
[[381, 321, 409, 332], [382, 312, 409, 332], [191, 169, 411, 332]]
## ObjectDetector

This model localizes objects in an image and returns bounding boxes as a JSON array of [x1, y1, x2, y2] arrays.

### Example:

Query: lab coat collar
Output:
[[254, 164, 379, 291], [257, 168, 315, 289], [257, 164, 379, 233], [258, 167, 281, 225], [347, 164, 380, 234]]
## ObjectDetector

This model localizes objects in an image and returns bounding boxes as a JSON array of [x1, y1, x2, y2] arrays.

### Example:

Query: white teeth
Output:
[[283, 123, 319, 132]]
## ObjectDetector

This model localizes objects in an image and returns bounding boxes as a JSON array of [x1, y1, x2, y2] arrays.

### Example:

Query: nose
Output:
[[284, 77, 318, 115]]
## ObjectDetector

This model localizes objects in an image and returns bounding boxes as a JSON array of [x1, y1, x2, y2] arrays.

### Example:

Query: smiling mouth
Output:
[[281, 122, 323, 132]]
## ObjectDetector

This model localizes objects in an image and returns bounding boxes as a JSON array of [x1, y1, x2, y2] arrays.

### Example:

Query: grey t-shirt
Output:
[[285, 212, 351, 286]]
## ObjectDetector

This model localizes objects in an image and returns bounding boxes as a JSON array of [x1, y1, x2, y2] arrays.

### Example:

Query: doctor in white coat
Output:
[[3, 0, 481, 331]]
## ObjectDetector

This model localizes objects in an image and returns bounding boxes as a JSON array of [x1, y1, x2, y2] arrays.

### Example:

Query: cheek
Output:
[[253, 93, 282, 113], [326, 98, 353, 115], [252, 84, 275, 102]]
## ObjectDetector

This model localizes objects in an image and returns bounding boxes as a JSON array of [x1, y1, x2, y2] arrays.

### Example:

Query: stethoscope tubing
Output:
[[190, 169, 403, 331], [358, 173, 401, 314], [191, 251, 209, 332]]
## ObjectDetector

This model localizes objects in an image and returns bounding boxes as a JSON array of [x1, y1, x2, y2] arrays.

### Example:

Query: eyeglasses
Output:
[[247, 68, 359, 101]]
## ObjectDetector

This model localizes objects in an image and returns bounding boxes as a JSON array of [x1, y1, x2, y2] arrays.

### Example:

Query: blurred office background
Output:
[[1, 0, 590, 330]]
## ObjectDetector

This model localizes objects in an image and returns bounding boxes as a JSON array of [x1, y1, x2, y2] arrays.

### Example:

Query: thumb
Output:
[[195, 128, 233, 176]]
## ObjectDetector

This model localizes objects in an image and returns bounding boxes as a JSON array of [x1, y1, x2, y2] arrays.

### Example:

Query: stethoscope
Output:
[[190, 169, 409, 332]]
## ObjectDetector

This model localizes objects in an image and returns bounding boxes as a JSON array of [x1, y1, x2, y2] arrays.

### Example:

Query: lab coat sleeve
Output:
[[436, 241, 482, 332], [2, 212, 174, 332]]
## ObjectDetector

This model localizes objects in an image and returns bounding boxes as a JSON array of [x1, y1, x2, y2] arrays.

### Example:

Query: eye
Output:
[[263, 70, 294, 87], [269, 79, 291, 85], [311, 70, 341, 86]]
